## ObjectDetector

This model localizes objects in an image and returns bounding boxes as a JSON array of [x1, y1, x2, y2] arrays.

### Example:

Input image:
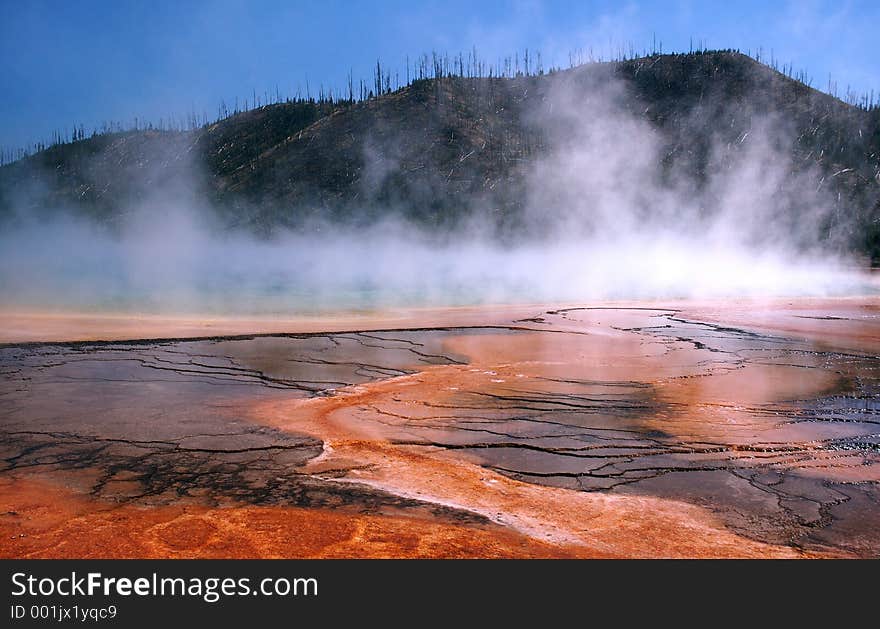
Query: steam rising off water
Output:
[[0, 214, 874, 315], [1, 71, 876, 314]]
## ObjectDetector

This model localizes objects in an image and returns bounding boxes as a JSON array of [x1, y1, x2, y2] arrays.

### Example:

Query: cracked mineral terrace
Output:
[[1, 299, 878, 558]]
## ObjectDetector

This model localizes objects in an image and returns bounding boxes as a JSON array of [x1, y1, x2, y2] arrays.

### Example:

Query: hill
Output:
[[2, 51, 879, 258]]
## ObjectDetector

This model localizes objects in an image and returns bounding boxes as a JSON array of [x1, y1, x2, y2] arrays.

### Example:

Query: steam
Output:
[[0, 68, 875, 316]]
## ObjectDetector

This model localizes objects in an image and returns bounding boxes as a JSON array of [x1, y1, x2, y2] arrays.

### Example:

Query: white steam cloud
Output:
[[0, 69, 875, 315]]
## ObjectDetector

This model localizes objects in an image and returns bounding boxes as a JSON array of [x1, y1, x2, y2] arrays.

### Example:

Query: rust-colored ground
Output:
[[1, 297, 878, 558], [0, 476, 585, 559]]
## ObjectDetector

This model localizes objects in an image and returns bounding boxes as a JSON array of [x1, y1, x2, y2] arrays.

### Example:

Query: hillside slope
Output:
[[2, 51, 878, 257]]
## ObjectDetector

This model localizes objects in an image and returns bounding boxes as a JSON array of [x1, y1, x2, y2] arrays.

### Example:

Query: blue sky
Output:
[[1, 0, 877, 150]]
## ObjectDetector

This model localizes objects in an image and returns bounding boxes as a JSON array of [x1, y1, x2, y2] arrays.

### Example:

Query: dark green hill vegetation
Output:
[[2, 51, 878, 259]]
